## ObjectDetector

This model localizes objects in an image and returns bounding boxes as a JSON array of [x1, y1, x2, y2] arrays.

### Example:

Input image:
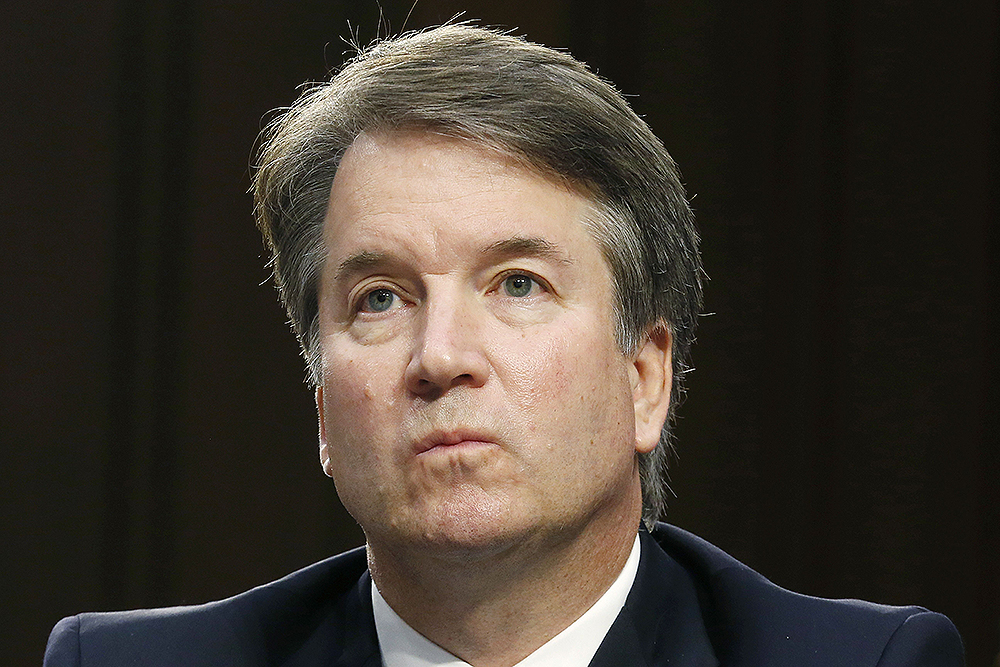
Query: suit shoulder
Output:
[[44, 615, 81, 667], [43, 546, 371, 667], [876, 609, 965, 666], [649, 523, 964, 666]]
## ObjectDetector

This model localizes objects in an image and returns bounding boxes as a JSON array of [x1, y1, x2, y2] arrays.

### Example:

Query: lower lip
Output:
[[418, 440, 495, 456]]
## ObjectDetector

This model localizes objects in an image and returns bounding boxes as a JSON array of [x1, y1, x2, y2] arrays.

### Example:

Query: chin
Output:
[[383, 494, 546, 560]]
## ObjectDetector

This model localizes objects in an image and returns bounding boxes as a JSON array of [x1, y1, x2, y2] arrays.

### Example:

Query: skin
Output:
[[315, 131, 673, 666]]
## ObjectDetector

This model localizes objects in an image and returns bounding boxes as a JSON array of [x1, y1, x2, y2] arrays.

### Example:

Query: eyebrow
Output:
[[331, 251, 395, 284], [479, 236, 573, 265], [331, 236, 573, 284]]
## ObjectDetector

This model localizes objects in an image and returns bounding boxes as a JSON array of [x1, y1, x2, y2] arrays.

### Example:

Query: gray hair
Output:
[[253, 24, 703, 527]]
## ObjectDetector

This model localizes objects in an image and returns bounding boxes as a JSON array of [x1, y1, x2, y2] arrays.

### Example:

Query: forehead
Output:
[[322, 132, 610, 273]]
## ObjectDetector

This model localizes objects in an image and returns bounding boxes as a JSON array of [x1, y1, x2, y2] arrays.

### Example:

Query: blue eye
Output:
[[503, 274, 534, 297], [365, 288, 396, 312]]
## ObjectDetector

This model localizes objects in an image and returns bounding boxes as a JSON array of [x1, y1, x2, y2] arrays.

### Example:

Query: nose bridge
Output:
[[406, 278, 488, 394]]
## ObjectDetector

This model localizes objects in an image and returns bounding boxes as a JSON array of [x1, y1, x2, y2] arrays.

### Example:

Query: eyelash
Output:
[[352, 284, 406, 315], [493, 270, 549, 298]]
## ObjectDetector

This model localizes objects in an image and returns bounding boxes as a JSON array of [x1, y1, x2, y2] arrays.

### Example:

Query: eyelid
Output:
[[350, 280, 410, 314], [493, 268, 552, 296]]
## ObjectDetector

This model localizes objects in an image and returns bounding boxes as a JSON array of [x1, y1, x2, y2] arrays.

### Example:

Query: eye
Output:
[[502, 273, 537, 298], [362, 288, 397, 313]]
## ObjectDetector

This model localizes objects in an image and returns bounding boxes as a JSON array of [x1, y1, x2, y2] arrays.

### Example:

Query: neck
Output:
[[367, 501, 640, 667]]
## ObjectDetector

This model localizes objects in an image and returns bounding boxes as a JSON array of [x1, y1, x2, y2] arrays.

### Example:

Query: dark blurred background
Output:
[[2, 1, 997, 664]]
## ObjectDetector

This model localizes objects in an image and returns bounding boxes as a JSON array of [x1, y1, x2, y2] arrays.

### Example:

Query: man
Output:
[[45, 24, 964, 667]]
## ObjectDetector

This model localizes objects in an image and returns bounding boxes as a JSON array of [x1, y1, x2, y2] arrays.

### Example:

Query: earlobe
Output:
[[631, 326, 673, 455], [316, 386, 334, 478]]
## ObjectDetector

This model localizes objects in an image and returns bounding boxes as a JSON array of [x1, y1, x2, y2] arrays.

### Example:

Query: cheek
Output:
[[503, 327, 632, 440], [321, 342, 402, 450], [319, 343, 405, 516], [501, 333, 572, 408]]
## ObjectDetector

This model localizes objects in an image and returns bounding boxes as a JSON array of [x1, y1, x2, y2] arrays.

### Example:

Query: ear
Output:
[[316, 385, 335, 478], [630, 326, 673, 455]]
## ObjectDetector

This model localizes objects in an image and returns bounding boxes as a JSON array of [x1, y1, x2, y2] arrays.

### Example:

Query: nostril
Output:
[[414, 381, 443, 400]]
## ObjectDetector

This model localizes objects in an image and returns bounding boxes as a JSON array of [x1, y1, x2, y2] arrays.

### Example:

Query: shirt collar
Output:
[[372, 534, 642, 667]]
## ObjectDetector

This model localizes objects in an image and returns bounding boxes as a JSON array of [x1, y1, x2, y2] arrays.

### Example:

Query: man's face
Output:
[[316, 132, 670, 557]]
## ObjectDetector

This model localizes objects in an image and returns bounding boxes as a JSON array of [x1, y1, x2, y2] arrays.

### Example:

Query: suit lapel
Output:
[[589, 529, 719, 667], [277, 569, 381, 667], [330, 573, 381, 667]]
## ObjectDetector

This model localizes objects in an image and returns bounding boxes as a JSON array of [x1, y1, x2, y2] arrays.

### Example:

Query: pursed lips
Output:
[[413, 429, 499, 456]]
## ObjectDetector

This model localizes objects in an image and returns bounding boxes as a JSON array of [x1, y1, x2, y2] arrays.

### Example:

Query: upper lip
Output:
[[413, 429, 498, 454]]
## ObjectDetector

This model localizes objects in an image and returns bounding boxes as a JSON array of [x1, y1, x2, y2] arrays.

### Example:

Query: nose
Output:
[[404, 291, 490, 397]]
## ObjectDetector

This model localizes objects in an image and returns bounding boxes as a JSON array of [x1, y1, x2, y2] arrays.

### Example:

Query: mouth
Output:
[[413, 429, 499, 456]]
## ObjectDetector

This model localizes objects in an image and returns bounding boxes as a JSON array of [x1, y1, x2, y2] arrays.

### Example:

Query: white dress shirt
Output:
[[372, 534, 641, 667]]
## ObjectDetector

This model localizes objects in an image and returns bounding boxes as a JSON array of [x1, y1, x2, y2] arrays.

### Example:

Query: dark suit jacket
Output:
[[44, 523, 965, 666]]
